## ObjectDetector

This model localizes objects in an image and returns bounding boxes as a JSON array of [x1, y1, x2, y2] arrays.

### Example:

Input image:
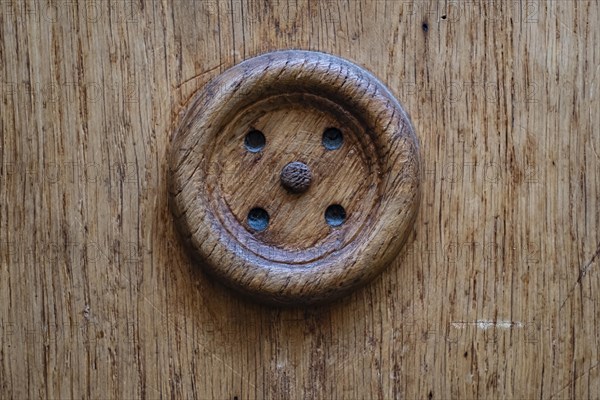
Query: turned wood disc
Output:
[[168, 50, 421, 305]]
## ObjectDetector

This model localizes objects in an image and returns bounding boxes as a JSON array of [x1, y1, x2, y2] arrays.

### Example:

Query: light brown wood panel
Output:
[[1, 0, 598, 398]]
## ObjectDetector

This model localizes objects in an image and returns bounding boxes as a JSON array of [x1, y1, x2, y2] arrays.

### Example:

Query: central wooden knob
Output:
[[280, 161, 312, 193]]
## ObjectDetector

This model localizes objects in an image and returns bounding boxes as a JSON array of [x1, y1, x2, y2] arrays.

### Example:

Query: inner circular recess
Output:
[[208, 93, 381, 258]]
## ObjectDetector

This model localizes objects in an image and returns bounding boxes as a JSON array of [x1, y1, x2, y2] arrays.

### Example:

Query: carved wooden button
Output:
[[169, 50, 421, 305]]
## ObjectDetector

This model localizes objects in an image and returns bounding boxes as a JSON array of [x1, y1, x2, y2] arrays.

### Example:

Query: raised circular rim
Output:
[[168, 50, 421, 305]]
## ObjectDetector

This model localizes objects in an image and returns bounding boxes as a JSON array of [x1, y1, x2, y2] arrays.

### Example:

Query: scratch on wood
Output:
[[559, 241, 600, 311], [451, 320, 525, 330]]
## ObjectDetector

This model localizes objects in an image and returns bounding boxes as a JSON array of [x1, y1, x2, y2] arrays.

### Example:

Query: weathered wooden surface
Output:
[[1, 0, 599, 398]]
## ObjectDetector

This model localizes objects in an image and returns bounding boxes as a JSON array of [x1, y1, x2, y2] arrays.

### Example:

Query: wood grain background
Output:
[[1, 0, 598, 398]]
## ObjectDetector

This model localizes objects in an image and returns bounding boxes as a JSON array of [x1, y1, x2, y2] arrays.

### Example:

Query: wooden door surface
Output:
[[1, 1, 599, 398]]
